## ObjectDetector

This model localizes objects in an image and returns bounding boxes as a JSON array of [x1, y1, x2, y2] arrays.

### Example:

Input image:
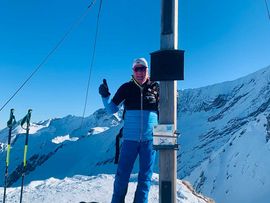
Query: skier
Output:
[[99, 58, 159, 203]]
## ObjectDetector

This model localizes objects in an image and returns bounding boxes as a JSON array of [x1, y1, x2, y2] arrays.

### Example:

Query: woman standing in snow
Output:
[[99, 58, 159, 203]]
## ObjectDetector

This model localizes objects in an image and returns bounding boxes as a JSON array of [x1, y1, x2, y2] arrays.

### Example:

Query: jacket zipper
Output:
[[132, 76, 145, 142]]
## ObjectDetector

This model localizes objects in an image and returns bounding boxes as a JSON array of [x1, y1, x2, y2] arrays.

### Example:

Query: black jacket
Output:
[[112, 78, 159, 112]]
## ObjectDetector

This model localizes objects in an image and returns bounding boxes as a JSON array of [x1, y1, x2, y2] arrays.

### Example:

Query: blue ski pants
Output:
[[111, 140, 156, 203]]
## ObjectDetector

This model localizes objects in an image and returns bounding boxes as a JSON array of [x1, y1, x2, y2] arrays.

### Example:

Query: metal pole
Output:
[[159, 0, 178, 202]]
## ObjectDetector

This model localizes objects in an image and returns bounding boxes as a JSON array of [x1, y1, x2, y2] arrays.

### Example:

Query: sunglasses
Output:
[[133, 66, 147, 72]]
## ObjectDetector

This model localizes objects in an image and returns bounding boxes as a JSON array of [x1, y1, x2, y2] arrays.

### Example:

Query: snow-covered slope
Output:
[[0, 174, 213, 203], [178, 66, 270, 203]]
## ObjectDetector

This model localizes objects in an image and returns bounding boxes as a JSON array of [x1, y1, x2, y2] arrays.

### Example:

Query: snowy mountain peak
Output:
[[178, 66, 270, 203]]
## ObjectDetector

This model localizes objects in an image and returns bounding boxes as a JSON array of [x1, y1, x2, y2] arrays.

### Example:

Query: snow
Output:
[[51, 134, 79, 144], [0, 174, 211, 203], [89, 127, 109, 135], [178, 65, 270, 203]]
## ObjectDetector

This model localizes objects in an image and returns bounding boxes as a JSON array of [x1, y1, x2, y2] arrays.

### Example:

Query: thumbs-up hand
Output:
[[99, 79, 111, 98]]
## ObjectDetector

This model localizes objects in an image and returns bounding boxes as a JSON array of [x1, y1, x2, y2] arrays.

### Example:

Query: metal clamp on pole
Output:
[[153, 124, 180, 150]]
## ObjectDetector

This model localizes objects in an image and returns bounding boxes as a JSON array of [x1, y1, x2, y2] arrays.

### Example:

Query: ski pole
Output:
[[3, 109, 16, 203], [19, 109, 32, 203]]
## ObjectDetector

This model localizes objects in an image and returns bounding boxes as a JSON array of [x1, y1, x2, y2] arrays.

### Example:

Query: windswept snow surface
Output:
[[0, 174, 212, 203]]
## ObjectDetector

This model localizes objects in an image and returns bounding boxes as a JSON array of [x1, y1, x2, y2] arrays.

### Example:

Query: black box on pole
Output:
[[150, 49, 184, 81]]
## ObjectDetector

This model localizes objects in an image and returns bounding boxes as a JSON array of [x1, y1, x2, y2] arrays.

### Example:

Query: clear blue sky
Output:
[[0, 0, 270, 129]]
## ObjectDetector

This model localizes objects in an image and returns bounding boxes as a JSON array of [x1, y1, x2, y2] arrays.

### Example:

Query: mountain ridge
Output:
[[178, 65, 270, 203], [1, 65, 270, 202]]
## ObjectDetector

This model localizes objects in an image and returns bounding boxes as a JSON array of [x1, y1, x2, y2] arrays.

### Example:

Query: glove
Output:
[[99, 79, 111, 98]]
